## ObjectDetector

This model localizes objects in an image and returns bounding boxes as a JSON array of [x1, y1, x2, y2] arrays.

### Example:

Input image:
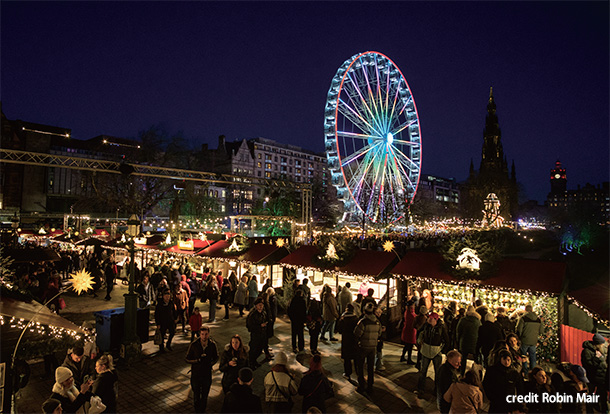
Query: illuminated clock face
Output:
[[555, 174, 561, 179]]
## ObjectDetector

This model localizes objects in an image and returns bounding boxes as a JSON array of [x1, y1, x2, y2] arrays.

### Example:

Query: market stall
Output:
[[391, 251, 565, 363]]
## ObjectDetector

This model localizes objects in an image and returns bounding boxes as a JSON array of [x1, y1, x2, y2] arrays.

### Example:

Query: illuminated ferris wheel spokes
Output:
[[324, 51, 422, 223]]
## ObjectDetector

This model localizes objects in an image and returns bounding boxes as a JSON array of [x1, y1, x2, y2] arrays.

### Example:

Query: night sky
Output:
[[2, 2, 608, 203]]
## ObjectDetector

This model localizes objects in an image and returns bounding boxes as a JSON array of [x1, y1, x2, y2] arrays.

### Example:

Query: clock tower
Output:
[[550, 159, 567, 194]]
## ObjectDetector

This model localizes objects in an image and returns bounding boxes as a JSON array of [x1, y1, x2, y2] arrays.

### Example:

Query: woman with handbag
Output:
[[298, 354, 334, 413], [264, 351, 298, 413], [92, 354, 118, 414]]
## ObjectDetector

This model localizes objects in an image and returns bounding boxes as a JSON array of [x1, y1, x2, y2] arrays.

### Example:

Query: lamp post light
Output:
[[123, 214, 141, 361]]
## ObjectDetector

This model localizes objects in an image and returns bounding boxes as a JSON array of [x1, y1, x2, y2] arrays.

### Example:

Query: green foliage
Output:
[[441, 230, 505, 280], [224, 234, 250, 255], [312, 235, 358, 269], [276, 268, 295, 311]]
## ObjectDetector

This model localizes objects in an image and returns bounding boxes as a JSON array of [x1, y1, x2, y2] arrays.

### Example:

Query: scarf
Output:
[[52, 382, 80, 402]]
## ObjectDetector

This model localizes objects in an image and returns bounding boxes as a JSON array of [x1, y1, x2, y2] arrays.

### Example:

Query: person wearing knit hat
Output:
[[581, 333, 608, 412], [353, 300, 383, 396], [264, 351, 298, 413], [41, 398, 62, 414], [455, 304, 481, 376], [49, 367, 93, 414]]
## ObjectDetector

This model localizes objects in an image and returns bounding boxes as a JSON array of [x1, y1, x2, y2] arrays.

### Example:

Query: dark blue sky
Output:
[[2, 1, 608, 203]]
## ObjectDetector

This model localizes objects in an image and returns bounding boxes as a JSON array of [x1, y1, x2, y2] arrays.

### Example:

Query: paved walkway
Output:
[[15, 284, 442, 413]]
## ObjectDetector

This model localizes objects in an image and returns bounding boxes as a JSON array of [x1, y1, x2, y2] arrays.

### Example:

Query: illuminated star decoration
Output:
[[69, 269, 94, 295], [275, 238, 285, 248], [382, 241, 395, 252]]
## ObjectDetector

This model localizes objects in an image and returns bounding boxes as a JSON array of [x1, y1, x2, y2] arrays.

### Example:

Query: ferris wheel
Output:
[[324, 51, 422, 224]]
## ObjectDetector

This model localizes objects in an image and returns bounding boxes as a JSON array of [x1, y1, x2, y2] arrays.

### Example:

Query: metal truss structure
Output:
[[0, 149, 313, 232]]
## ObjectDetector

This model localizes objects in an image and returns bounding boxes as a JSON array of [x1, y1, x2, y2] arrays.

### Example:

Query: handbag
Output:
[[153, 328, 163, 345], [89, 395, 106, 414], [58, 297, 67, 310]]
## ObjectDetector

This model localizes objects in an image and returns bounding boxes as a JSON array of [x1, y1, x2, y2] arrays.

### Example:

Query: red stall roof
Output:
[[165, 239, 215, 255], [336, 249, 398, 277], [569, 279, 610, 323], [197, 239, 231, 258], [238, 243, 289, 264], [278, 245, 320, 269], [392, 251, 566, 294]]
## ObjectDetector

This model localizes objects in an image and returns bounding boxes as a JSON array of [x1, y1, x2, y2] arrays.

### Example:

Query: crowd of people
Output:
[[20, 245, 608, 414], [399, 292, 609, 414]]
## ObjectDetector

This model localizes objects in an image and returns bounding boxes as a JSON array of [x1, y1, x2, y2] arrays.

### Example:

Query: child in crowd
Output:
[[189, 307, 203, 341]]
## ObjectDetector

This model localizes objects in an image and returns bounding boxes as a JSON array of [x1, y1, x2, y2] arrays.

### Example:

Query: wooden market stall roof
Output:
[[391, 251, 566, 294], [238, 243, 289, 264], [336, 249, 399, 277], [3, 247, 61, 263], [197, 239, 231, 258], [278, 245, 320, 269], [569, 278, 610, 324]]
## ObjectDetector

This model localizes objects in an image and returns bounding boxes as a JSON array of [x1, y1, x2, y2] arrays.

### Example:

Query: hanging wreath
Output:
[[312, 236, 357, 269], [224, 234, 250, 256], [441, 231, 504, 280]]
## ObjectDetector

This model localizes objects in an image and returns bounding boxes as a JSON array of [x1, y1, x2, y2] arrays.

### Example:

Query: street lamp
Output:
[[123, 214, 141, 361]]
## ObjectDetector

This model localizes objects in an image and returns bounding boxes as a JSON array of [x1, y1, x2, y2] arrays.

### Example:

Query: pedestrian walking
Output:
[[455, 305, 481, 376], [185, 326, 219, 413], [320, 286, 339, 342], [189, 307, 203, 341], [436, 350, 461, 413], [173, 284, 189, 333], [515, 304, 544, 372], [337, 303, 358, 381], [247, 298, 268, 369], [264, 351, 298, 413], [400, 300, 417, 364], [154, 289, 176, 352], [206, 278, 220, 322], [234, 276, 248, 317], [220, 279, 232, 320], [338, 283, 353, 314], [307, 298, 323, 355], [136, 274, 154, 309], [416, 312, 449, 395], [353, 302, 382, 396], [298, 354, 334, 413], [288, 289, 307, 353], [247, 275, 259, 310]]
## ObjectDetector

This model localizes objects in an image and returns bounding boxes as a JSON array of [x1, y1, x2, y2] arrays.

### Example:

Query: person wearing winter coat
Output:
[[246, 298, 268, 369], [49, 366, 93, 414], [205, 278, 220, 322], [221, 367, 262, 413], [483, 349, 524, 414], [264, 352, 298, 413], [189, 307, 203, 341], [220, 279, 232, 320], [456, 305, 481, 375], [298, 354, 334, 413], [400, 300, 417, 364], [515, 304, 544, 372], [265, 287, 278, 339], [234, 276, 248, 316], [91, 354, 118, 414], [308, 298, 323, 355], [136, 274, 154, 309], [247, 275, 259, 310], [337, 303, 359, 380], [495, 306, 515, 336], [287, 289, 307, 353], [443, 301, 457, 351], [525, 366, 559, 413], [436, 350, 461, 413], [353, 302, 382, 395], [413, 305, 429, 369], [61, 346, 94, 388], [320, 286, 340, 341], [338, 283, 353, 314], [443, 369, 484, 414], [417, 313, 449, 395], [185, 326, 219, 413], [581, 333, 608, 412], [155, 289, 177, 352], [218, 334, 250, 393], [173, 284, 189, 332], [476, 313, 505, 368]]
